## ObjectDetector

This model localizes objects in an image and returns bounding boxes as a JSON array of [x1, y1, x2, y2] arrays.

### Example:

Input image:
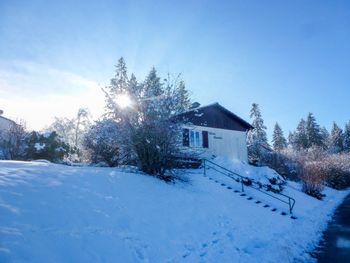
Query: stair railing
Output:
[[202, 159, 296, 214]]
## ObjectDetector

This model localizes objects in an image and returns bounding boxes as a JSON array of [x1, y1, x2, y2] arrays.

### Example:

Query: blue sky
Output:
[[0, 0, 349, 140]]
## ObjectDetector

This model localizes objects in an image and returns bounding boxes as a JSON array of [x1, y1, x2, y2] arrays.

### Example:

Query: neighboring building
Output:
[[0, 111, 17, 159], [174, 103, 252, 162], [0, 111, 16, 132]]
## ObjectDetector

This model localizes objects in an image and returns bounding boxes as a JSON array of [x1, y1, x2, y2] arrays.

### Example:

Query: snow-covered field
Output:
[[0, 160, 348, 263]]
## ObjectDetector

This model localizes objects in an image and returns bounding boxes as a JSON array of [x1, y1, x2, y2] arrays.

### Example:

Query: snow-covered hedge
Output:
[[24, 131, 70, 162], [83, 119, 121, 167]]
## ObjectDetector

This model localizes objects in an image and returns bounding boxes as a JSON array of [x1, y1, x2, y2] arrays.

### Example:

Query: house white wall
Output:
[[0, 116, 15, 159], [0, 117, 13, 132], [181, 124, 248, 162]]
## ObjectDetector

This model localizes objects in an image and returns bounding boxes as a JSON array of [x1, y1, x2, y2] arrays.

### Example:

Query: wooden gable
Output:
[[174, 103, 252, 132]]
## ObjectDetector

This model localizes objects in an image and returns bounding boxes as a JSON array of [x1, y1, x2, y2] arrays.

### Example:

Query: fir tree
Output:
[[129, 73, 142, 99], [247, 103, 269, 161], [293, 118, 308, 150], [110, 57, 128, 94], [142, 67, 164, 122], [104, 57, 130, 119], [320, 126, 330, 149], [174, 80, 191, 114], [305, 113, 323, 148], [248, 103, 268, 146], [143, 67, 163, 98], [329, 122, 343, 153], [343, 121, 350, 152], [288, 131, 295, 148], [272, 123, 287, 151]]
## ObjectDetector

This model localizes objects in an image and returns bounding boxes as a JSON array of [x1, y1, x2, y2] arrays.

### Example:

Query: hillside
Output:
[[0, 160, 348, 262]]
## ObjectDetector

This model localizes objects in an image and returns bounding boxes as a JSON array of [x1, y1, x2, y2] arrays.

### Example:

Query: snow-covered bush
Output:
[[300, 161, 325, 200], [259, 150, 301, 181], [132, 121, 180, 179], [286, 147, 350, 197], [322, 154, 350, 190], [213, 157, 286, 193], [24, 131, 70, 162], [83, 119, 121, 167]]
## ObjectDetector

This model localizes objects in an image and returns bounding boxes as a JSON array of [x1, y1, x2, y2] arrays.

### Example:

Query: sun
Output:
[[116, 94, 132, 109]]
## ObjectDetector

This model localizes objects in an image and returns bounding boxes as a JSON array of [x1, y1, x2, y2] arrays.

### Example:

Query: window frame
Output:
[[189, 130, 202, 148]]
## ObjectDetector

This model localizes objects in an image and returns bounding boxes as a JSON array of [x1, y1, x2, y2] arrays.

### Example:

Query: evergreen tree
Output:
[[305, 113, 323, 148], [248, 103, 268, 146], [288, 131, 295, 148], [343, 121, 350, 152], [247, 103, 269, 161], [272, 123, 287, 151], [329, 122, 343, 153], [320, 126, 330, 149], [128, 73, 142, 100], [104, 57, 130, 119], [142, 67, 164, 122], [110, 57, 129, 94], [143, 67, 163, 98], [293, 118, 308, 150], [174, 80, 191, 114]]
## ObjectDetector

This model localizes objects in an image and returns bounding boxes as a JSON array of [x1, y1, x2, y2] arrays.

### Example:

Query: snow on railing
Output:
[[202, 159, 296, 214]]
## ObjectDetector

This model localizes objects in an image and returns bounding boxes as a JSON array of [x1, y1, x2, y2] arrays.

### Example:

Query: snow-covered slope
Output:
[[0, 161, 348, 263]]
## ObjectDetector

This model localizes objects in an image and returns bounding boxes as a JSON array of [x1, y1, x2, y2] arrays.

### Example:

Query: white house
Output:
[[0, 111, 15, 132], [174, 103, 252, 162], [0, 111, 17, 159]]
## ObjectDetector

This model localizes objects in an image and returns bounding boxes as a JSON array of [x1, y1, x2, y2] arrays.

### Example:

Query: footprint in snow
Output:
[[212, 239, 219, 244], [120, 234, 149, 262]]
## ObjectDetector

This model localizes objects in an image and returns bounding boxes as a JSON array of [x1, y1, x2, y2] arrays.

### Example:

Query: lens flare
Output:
[[116, 94, 132, 108]]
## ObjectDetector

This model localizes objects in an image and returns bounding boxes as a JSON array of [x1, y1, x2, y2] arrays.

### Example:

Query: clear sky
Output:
[[0, 0, 349, 140]]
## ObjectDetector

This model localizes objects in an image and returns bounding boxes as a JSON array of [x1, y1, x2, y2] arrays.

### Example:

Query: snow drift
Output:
[[0, 160, 348, 263]]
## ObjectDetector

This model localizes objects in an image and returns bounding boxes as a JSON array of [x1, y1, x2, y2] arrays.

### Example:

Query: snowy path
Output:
[[0, 161, 349, 263], [314, 194, 350, 262]]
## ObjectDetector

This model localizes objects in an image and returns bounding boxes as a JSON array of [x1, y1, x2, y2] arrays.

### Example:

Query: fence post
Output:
[[288, 198, 292, 214], [241, 180, 244, 192], [203, 159, 206, 176]]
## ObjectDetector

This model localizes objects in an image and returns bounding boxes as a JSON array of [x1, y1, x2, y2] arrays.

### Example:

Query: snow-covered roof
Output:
[[174, 102, 253, 131]]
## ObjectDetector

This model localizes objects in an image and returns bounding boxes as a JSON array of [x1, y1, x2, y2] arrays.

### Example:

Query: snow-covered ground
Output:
[[0, 160, 348, 263]]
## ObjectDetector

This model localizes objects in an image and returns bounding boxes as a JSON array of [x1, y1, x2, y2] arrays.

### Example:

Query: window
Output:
[[183, 129, 209, 148], [190, 130, 195, 146], [190, 130, 201, 147]]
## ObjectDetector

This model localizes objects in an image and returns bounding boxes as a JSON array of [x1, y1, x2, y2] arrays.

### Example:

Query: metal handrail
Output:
[[202, 159, 296, 214]]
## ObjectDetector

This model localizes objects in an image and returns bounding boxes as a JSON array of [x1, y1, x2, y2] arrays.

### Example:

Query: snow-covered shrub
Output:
[[322, 154, 350, 190], [213, 157, 286, 193], [83, 119, 121, 167], [24, 131, 70, 162], [132, 121, 180, 179], [301, 161, 325, 200], [259, 150, 301, 182], [291, 147, 350, 191]]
